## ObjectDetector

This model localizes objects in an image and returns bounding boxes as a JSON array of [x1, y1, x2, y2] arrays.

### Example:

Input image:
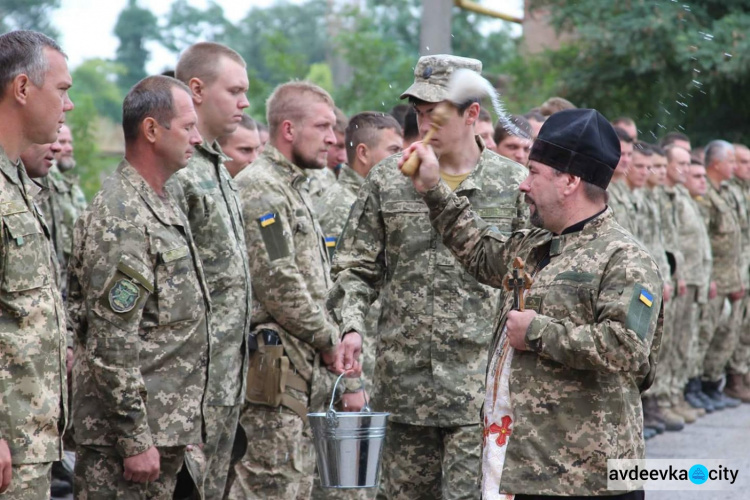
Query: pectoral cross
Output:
[[502, 257, 533, 311]]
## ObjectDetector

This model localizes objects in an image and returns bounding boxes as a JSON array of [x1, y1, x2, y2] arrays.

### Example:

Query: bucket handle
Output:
[[327, 372, 371, 425]]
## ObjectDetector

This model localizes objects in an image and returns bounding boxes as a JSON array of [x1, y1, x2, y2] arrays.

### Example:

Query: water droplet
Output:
[[388, 84, 392, 89], [662, 108, 671, 115], [382, 102, 385, 107], [691, 80, 702, 87], [451, 34, 455, 38], [678, 125, 686, 131], [426, 46, 430, 50], [693, 68, 701, 73], [650, 131, 658, 140], [657, 123, 667, 130], [725, 52, 733, 58], [349, 142, 353, 147]]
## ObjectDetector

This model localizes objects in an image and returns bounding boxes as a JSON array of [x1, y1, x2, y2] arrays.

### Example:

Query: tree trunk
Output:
[[420, 0, 453, 56]]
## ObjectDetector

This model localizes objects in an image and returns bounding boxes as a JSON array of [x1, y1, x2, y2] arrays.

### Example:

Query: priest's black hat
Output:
[[528, 109, 620, 189]]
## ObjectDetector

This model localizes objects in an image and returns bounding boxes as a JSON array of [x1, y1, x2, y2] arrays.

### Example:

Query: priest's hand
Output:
[[506, 310, 537, 351]]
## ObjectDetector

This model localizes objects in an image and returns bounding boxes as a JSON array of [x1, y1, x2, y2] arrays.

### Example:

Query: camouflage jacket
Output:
[[68, 161, 210, 457], [315, 164, 363, 251], [696, 180, 743, 295], [0, 147, 67, 464], [308, 166, 337, 202], [235, 145, 338, 393], [328, 143, 528, 426], [423, 182, 663, 496], [675, 186, 713, 301], [36, 176, 66, 293], [49, 163, 86, 258], [656, 184, 686, 281], [632, 189, 670, 284], [168, 140, 251, 407], [607, 180, 637, 236], [727, 178, 750, 288]]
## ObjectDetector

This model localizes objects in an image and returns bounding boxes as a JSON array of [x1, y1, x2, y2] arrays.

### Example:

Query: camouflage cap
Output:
[[400, 54, 483, 103]]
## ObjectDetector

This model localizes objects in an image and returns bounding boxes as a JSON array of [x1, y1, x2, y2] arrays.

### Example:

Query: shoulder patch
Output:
[[258, 212, 290, 261], [475, 206, 516, 219], [626, 285, 656, 340], [259, 212, 276, 227], [109, 279, 141, 313]]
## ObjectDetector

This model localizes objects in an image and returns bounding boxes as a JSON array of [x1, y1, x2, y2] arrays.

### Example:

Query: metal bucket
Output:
[[308, 372, 389, 488]]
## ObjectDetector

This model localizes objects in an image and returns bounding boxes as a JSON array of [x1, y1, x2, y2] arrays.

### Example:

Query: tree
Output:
[[160, 0, 235, 54], [516, 0, 750, 144], [69, 59, 125, 122], [0, 0, 60, 38], [114, 0, 160, 91]]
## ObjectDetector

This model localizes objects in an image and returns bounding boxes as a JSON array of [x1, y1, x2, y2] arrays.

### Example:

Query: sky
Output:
[[52, 0, 525, 73]]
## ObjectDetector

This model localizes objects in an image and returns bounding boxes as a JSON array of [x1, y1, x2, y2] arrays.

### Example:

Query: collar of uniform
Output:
[[454, 135, 487, 194], [197, 139, 231, 164], [337, 164, 364, 192], [262, 144, 310, 189], [548, 207, 613, 257], [0, 144, 23, 186], [118, 159, 184, 227]]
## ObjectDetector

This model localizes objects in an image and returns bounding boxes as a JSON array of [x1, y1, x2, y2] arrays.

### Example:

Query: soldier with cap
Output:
[[328, 55, 527, 499], [403, 108, 663, 500]]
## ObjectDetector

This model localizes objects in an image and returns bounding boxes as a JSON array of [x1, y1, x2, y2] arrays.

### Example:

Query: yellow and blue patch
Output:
[[325, 236, 337, 248], [639, 289, 654, 308], [259, 213, 276, 227]]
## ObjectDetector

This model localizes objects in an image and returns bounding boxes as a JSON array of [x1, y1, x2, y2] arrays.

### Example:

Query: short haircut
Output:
[[613, 126, 634, 143], [175, 42, 245, 85], [633, 141, 653, 156], [664, 143, 690, 163], [659, 131, 690, 148], [256, 122, 268, 134], [345, 111, 403, 166], [403, 107, 419, 141], [334, 107, 348, 135], [704, 140, 734, 168], [612, 116, 635, 128], [650, 144, 666, 157], [0, 30, 64, 101], [218, 114, 256, 147], [690, 156, 704, 166], [553, 168, 607, 204], [266, 81, 334, 139], [122, 75, 191, 145], [524, 110, 546, 123], [478, 107, 492, 123], [494, 115, 533, 144], [390, 104, 410, 127], [539, 96, 576, 116]]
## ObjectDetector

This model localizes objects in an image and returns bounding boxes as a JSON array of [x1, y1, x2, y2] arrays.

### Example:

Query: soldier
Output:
[[54, 123, 88, 214], [328, 55, 528, 500], [475, 108, 497, 150], [167, 42, 253, 498], [659, 131, 692, 152], [694, 140, 744, 409], [67, 75, 208, 498], [217, 114, 262, 178], [493, 115, 532, 166], [229, 81, 360, 500], [0, 30, 72, 498], [308, 108, 347, 201], [725, 143, 750, 402], [607, 127, 637, 235], [611, 116, 637, 141], [405, 108, 662, 500], [678, 159, 715, 412]]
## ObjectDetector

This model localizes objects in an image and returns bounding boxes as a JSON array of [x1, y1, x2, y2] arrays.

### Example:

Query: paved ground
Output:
[[645, 403, 750, 499]]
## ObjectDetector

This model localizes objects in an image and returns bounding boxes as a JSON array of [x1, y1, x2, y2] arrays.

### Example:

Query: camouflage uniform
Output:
[[607, 179, 637, 235], [68, 161, 210, 498], [727, 177, 750, 377], [309, 166, 337, 202], [328, 142, 527, 499], [422, 182, 663, 496], [168, 140, 252, 498], [694, 180, 744, 382], [35, 175, 66, 292], [0, 147, 67, 496], [229, 145, 338, 500], [673, 186, 712, 399]]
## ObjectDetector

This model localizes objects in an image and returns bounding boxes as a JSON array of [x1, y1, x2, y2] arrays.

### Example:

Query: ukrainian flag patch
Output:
[[325, 236, 337, 248], [639, 289, 654, 308], [259, 213, 276, 227]]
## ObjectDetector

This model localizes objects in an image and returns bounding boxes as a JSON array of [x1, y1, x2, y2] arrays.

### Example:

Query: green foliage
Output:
[[525, 0, 750, 144], [160, 0, 235, 54], [66, 95, 114, 200], [114, 0, 160, 91], [0, 0, 61, 38], [305, 63, 334, 94], [70, 59, 125, 122]]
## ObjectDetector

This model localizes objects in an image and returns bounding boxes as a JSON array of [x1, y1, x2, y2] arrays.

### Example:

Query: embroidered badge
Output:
[[325, 236, 337, 248], [484, 415, 513, 447], [259, 213, 276, 227], [639, 289, 654, 308], [109, 279, 140, 313]]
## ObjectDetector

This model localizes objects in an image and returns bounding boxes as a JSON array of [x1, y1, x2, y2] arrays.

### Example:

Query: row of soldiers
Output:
[[601, 124, 750, 438]]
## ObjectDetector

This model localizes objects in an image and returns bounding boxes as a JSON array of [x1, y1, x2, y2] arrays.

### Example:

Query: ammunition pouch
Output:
[[246, 329, 310, 422]]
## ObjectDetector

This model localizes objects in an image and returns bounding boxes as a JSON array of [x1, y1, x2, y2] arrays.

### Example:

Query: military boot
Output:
[[685, 378, 713, 412], [702, 379, 738, 409], [724, 373, 750, 403], [671, 398, 699, 423], [642, 397, 666, 434], [657, 405, 686, 431], [643, 426, 658, 440]]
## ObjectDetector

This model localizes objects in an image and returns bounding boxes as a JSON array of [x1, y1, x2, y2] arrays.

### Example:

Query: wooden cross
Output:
[[502, 257, 533, 311]]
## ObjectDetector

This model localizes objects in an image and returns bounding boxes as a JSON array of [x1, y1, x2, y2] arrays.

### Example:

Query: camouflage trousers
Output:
[[228, 403, 315, 500], [668, 286, 701, 402], [700, 295, 743, 382], [0, 462, 51, 499], [728, 293, 750, 375], [74, 444, 185, 499], [646, 294, 675, 405], [202, 404, 241, 499], [376, 422, 481, 500]]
